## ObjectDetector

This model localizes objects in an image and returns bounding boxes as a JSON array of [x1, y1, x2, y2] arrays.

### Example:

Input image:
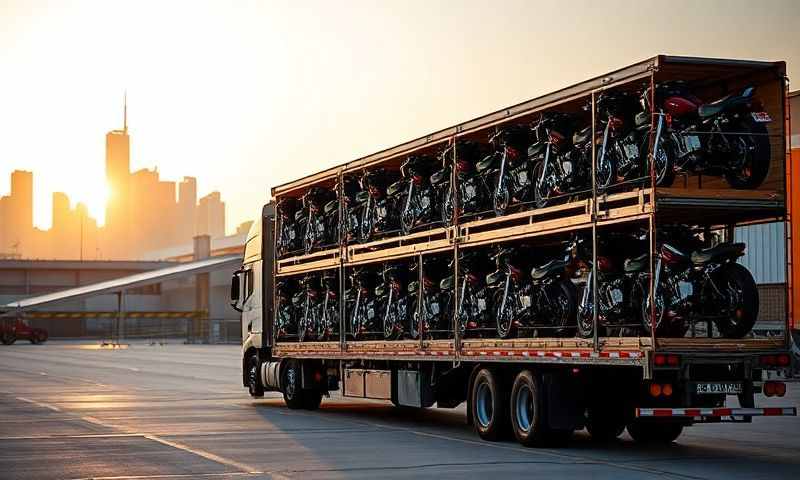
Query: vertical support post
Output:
[[782, 74, 793, 343], [418, 252, 424, 351], [194, 235, 211, 343], [338, 169, 347, 352], [590, 90, 599, 352], [648, 69, 658, 350], [451, 138, 461, 359], [115, 291, 124, 346]]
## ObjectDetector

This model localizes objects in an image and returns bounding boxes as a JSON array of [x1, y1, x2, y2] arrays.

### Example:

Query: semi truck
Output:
[[231, 55, 796, 446]]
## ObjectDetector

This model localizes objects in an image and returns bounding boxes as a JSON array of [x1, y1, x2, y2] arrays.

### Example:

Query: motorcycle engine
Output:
[[614, 133, 640, 175]]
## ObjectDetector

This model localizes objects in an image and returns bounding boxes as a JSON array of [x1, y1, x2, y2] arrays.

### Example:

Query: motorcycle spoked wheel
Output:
[[723, 121, 770, 190], [493, 179, 510, 217], [319, 306, 338, 341], [383, 302, 403, 340], [494, 289, 518, 339], [409, 296, 422, 340], [595, 153, 617, 192], [639, 135, 675, 187], [532, 162, 552, 209], [441, 186, 455, 226], [400, 205, 416, 236], [712, 263, 759, 338]]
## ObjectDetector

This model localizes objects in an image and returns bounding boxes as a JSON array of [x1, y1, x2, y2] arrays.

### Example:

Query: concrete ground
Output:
[[0, 341, 798, 480]]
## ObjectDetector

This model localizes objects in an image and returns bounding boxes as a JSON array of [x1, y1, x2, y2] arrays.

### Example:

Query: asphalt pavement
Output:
[[1, 341, 798, 479]]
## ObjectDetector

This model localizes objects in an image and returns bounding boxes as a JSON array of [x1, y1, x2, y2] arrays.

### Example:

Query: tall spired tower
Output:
[[104, 94, 131, 258]]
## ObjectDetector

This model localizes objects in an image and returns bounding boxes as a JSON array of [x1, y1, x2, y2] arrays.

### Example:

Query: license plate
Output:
[[695, 382, 742, 395], [751, 111, 772, 123]]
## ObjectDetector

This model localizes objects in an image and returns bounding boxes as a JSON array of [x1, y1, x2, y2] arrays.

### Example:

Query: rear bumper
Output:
[[636, 407, 797, 418]]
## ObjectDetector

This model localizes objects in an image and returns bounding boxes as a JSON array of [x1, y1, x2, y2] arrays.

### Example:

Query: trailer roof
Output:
[[0, 254, 242, 315], [272, 55, 783, 197]]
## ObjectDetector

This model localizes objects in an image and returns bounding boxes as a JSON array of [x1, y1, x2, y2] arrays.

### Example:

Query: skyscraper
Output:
[[104, 96, 131, 258], [0, 170, 34, 256], [197, 191, 225, 239], [178, 176, 197, 240]]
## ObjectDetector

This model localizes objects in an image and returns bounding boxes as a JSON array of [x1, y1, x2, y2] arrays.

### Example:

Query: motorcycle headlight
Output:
[[562, 160, 573, 175]]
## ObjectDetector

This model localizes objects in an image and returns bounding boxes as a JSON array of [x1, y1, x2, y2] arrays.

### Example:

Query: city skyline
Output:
[[0, 105, 230, 260]]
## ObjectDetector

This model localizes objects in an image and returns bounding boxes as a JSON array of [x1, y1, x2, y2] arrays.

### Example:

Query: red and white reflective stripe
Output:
[[460, 350, 641, 359], [636, 407, 797, 417]]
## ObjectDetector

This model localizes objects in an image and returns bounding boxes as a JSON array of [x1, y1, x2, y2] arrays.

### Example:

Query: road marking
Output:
[[143, 434, 263, 474], [16, 396, 61, 412]]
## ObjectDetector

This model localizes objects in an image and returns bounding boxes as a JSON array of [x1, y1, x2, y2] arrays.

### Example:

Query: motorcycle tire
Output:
[[640, 135, 675, 187], [595, 151, 617, 192], [493, 179, 510, 217], [400, 207, 415, 236], [550, 279, 578, 337], [713, 263, 759, 339], [494, 289, 517, 339], [532, 162, 550, 209], [441, 185, 455, 226], [723, 121, 770, 189], [383, 304, 401, 340]]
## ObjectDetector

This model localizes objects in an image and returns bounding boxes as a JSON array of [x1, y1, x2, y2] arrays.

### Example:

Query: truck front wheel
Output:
[[247, 354, 264, 398], [282, 360, 305, 409], [626, 421, 683, 444]]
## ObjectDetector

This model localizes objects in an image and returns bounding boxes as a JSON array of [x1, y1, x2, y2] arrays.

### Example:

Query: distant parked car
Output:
[[1, 319, 48, 345]]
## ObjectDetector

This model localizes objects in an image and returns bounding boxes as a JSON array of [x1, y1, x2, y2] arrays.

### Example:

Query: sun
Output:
[[70, 182, 109, 226]]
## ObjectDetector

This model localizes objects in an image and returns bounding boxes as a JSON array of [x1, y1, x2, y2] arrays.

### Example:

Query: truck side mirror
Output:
[[230, 271, 243, 312]]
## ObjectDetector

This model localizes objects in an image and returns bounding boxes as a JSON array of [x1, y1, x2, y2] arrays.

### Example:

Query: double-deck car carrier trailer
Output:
[[232, 55, 796, 446]]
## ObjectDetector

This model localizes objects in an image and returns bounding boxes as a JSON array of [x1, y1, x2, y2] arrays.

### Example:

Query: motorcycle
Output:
[[595, 91, 673, 187], [439, 250, 494, 337], [348, 268, 381, 339], [644, 229, 759, 338], [294, 274, 323, 342], [530, 113, 591, 208], [275, 279, 298, 340], [488, 245, 577, 339], [490, 125, 535, 216], [318, 270, 339, 340], [639, 81, 772, 189], [388, 155, 437, 236], [430, 143, 454, 225], [276, 197, 302, 258], [375, 263, 413, 340], [408, 256, 450, 338], [437, 140, 495, 225], [572, 233, 651, 337], [302, 187, 335, 254], [339, 176, 362, 244], [359, 168, 399, 243]]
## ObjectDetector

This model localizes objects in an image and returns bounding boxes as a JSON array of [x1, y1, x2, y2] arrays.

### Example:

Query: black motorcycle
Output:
[[439, 250, 494, 337], [276, 197, 302, 258], [359, 168, 398, 243], [491, 125, 535, 216], [488, 245, 577, 339], [640, 81, 771, 189], [348, 268, 381, 339], [388, 155, 436, 236], [275, 279, 298, 340], [530, 113, 591, 208], [374, 263, 412, 340], [295, 274, 323, 342], [430, 143, 455, 225], [409, 257, 450, 338], [572, 233, 650, 338], [644, 232, 759, 338], [302, 187, 335, 254], [339, 176, 362, 245], [437, 140, 494, 225], [596, 91, 673, 187], [318, 270, 339, 340]]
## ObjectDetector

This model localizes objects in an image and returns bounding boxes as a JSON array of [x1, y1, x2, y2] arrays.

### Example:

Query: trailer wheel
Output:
[[1, 332, 16, 345], [246, 354, 264, 398], [509, 370, 547, 446], [282, 360, 305, 409], [586, 407, 625, 442], [302, 390, 323, 410], [470, 368, 509, 441], [626, 421, 683, 444]]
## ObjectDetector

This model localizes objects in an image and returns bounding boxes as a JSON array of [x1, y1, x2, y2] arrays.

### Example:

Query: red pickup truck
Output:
[[1, 319, 48, 345]]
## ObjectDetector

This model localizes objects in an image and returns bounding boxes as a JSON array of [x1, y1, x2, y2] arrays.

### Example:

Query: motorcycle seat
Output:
[[573, 126, 591, 145], [355, 190, 370, 204], [387, 180, 405, 197], [324, 199, 338, 215], [634, 111, 650, 128], [476, 155, 495, 172], [440, 275, 454, 291], [697, 89, 753, 119], [690, 242, 745, 264], [624, 253, 648, 273], [531, 258, 569, 280], [528, 142, 546, 158], [294, 210, 305, 222], [485, 270, 505, 286], [430, 168, 448, 185]]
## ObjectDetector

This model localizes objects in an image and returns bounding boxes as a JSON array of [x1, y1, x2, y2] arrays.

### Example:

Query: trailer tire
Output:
[[302, 390, 323, 410], [470, 368, 509, 441], [1, 332, 16, 345], [509, 370, 549, 446], [586, 407, 625, 442], [626, 421, 683, 444], [246, 354, 264, 398], [282, 360, 305, 409]]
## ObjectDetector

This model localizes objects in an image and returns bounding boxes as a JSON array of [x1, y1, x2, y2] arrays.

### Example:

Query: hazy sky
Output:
[[1, 0, 798, 233]]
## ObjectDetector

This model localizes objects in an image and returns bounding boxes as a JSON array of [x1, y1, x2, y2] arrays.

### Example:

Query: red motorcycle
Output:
[[638, 81, 772, 189], [1, 319, 48, 345]]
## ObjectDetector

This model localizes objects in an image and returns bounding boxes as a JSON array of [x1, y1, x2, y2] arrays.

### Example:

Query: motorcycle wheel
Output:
[[548, 280, 578, 337], [441, 185, 455, 226], [409, 296, 421, 340], [596, 152, 616, 191], [383, 303, 402, 340], [493, 180, 510, 217], [532, 163, 551, 209], [713, 263, 759, 338], [576, 308, 595, 338], [723, 121, 770, 189], [640, 136, 675, 187], [494, 289, 517, 339], [400, 206, 415, 236]]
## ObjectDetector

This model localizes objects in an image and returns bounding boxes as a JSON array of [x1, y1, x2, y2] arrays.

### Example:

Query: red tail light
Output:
[[654, 354, 680, 367]]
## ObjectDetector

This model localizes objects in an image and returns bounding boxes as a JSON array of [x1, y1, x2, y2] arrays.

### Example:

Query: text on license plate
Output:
[[695, 382, 743, 394], [751, 112, 772, 123]]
